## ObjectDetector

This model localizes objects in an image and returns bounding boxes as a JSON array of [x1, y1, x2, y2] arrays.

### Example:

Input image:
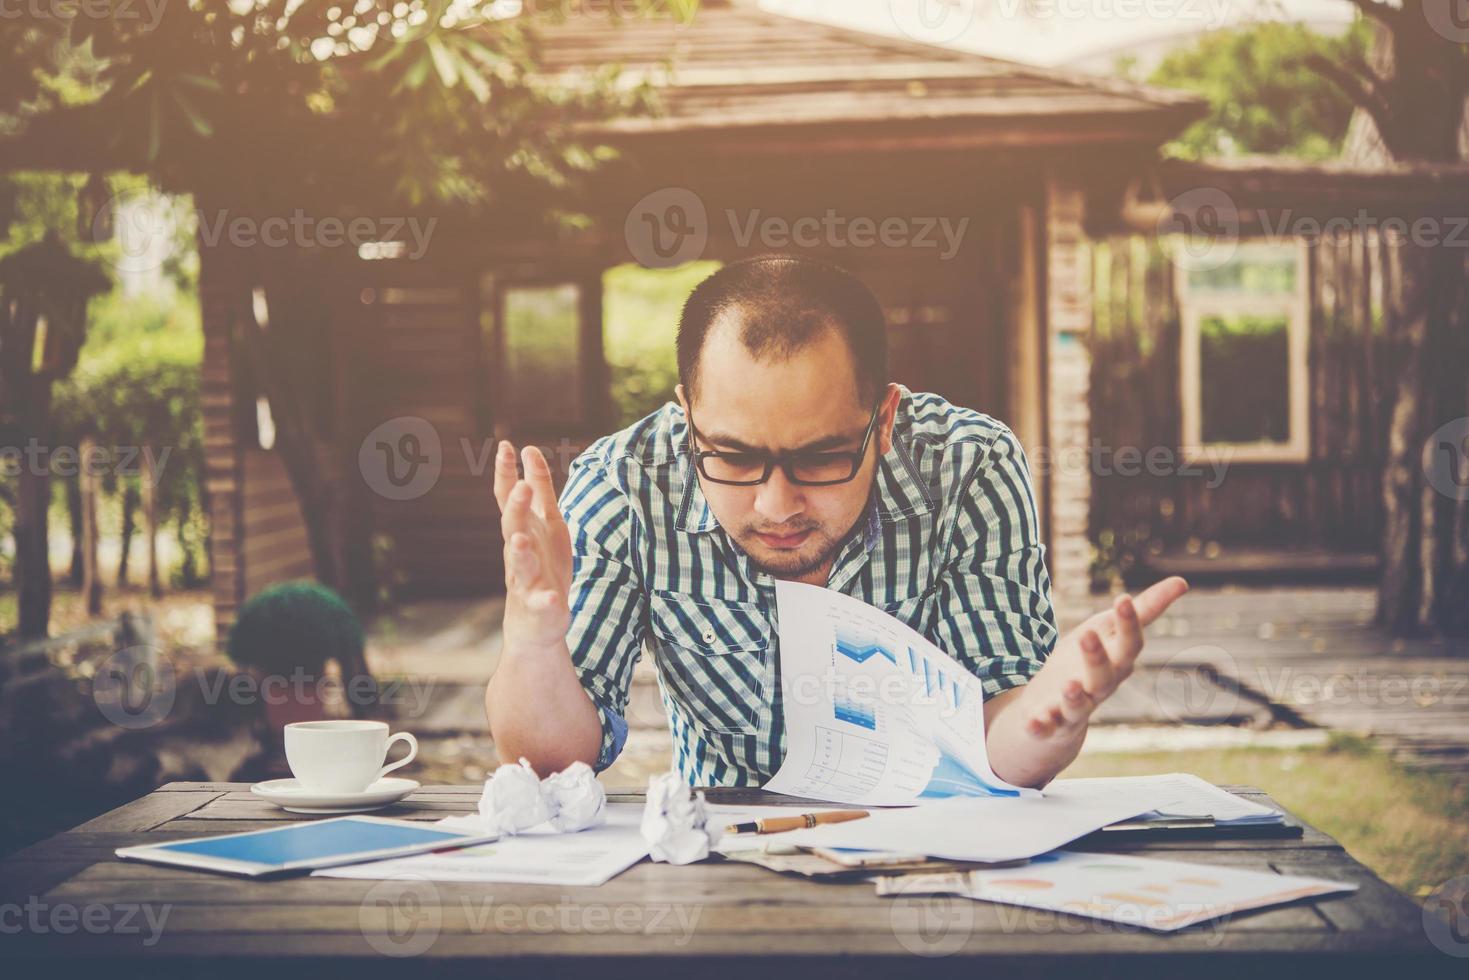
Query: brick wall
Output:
[[1044, 177, 1093, 603]]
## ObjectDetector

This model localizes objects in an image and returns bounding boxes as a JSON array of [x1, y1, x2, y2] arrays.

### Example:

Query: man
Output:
[[485, 255, 1187, 789]]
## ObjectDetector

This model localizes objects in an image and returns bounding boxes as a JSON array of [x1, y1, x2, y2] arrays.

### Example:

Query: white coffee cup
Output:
[[284, 720, 418, 795]]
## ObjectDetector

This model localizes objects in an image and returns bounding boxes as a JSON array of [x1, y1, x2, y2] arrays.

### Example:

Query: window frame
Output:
[[1176, 241, 1311, 464]]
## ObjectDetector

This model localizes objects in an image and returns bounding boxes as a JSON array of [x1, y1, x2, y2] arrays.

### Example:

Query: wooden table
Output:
[[0, 782, 1450, 979]]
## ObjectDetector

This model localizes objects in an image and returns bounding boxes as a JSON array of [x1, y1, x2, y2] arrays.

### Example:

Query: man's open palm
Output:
[[494, 442, 574, 649], [1019, 576, 1190, 740]]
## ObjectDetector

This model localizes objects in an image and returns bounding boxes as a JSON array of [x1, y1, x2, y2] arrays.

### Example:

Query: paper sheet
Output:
[[770, 780, 1156, 863], [879, 849, 1356, 931], [764, 580, 1034, 805], [313, 803, 648, 887], [1060, 774, 1282, 824]]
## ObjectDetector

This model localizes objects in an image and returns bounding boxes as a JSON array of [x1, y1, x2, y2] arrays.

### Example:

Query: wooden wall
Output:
[[240, 450, 314, 597], [1088, 233, 1392, 581], [345, 271, 502, 598]]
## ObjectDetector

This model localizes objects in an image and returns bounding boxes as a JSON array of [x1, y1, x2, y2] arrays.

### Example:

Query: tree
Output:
[[0, 232, 111, 637], [52, 290, 204, 597], [1305, 1, 1469, 635], [1143, 19, 1371, 160], [1, 2, 667, 625]]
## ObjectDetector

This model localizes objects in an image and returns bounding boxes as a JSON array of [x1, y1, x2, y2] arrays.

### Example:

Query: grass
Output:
[[0, 584, 215, 649], [1063, 733, 1469, 902]]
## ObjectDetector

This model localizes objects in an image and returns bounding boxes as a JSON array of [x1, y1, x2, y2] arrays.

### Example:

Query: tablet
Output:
[[116, 816, 497, 877]]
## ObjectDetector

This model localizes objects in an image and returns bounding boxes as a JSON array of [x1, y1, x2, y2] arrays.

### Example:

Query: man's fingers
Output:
[[504, 530, 540, 587], [1026, 711, 1057, 739], [521, 446, 560, 520], [1079, 628, 1115, 698], [493, 441, 518, 510], [1103, 594, 1144, 671], [1131, 576, 1189, 627], [501, 480, 534, 538], [1058, 680, 1095, 725]]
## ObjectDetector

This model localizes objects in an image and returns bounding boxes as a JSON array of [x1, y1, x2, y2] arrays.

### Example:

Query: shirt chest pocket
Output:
[[882, 589, 936, 639], [646, 591, 769, 735]]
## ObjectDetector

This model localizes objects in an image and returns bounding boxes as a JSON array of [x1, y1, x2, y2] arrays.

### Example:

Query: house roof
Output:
[[530, 1, 1206, 147]]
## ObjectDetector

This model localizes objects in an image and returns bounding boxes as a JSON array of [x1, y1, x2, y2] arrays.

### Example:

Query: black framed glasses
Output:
[[686, 400, 884, 487]]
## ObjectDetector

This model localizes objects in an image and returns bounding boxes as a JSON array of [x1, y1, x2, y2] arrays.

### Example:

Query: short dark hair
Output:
[[676, 254, 887, 405]]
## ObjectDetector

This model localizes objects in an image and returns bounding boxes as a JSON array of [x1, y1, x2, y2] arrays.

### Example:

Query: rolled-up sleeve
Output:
[[560, 453, 645, 772], [933, 427, 1057, 696]]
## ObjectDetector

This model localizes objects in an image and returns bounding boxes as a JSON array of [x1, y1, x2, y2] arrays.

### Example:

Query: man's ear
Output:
[[675, 384, 688, 412], [877, 383, 901, 455]]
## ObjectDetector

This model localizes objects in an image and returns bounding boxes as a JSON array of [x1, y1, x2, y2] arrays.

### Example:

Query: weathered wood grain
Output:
[[0, 781, 1442, 979]]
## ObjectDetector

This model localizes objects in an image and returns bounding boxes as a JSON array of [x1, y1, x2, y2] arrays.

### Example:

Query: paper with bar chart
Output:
[[764, 581, 1038, 805]]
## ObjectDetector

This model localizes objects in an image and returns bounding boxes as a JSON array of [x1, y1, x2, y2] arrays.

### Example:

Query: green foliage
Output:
[[4, 3, 659, 214], [52, 288, 204, 509], [1141, 19, 1371, 160], [227, 580, 364, 674], [603, 261, 719, 427]]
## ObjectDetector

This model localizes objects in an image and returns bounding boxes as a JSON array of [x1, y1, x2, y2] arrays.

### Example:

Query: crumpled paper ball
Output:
[[479, 757, 552, 834], [640, 770, 716, 864], [542, 761, 607, 833]]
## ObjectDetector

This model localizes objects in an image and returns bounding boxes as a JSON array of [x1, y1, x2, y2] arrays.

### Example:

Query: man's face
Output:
[[680, 316, 896, 582]]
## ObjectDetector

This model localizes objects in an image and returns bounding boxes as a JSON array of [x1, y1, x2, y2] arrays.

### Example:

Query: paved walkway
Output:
[[367, 586, 1469, 783]]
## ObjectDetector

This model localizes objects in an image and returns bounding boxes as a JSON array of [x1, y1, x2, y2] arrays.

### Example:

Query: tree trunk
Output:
[[80, 434, 102, 617], [196, 223, 374, 695], [117, 481, 138, 586], [15, 418, 52, 638], [66, 475, 84, 587], [142, 464, 161, 598], [1336, 8, 1469, 636]]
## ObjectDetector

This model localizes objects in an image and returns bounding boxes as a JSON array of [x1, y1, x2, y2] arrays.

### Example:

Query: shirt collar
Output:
[[669, 388, 934, 537]]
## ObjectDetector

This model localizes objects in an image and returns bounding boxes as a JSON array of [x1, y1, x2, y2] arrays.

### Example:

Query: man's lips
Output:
[[753, 528, 814, 549]]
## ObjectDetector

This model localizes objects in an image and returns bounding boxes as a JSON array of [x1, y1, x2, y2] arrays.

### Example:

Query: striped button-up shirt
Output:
[[560, 388, 1057, 787]]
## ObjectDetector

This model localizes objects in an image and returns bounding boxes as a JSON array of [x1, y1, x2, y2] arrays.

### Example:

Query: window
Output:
[[1178, 243, 1309, 462], [500, 282, 585, 430]]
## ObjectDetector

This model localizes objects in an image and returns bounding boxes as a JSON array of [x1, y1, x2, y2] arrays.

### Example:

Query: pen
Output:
[[725, 809, 870, 835]]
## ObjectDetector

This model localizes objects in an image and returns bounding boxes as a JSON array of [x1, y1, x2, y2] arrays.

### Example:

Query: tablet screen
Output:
[[157, 818, 467, 867]]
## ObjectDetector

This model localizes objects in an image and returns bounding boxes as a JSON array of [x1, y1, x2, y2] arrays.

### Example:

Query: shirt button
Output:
[[702, 628, 717, 644]]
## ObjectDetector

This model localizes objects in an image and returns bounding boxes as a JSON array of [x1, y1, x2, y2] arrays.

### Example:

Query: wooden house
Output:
[[199, 0, 1215, 634], [1086, 156, 1469, 587]]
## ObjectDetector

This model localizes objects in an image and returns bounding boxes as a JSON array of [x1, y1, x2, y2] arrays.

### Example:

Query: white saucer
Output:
[[250, 777, 421, 814]]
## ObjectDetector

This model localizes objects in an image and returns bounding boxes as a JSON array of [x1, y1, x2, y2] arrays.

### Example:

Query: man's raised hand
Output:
[[1019, 576, 1190, 740], [494, 441, 574, 649]]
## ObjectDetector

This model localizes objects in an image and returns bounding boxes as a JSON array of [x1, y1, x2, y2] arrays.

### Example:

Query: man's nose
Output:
[[754, 467, 804, 524]]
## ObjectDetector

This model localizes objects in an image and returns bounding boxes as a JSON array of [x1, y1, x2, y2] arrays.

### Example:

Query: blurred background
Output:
[[1, 0, 1466, 905]]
